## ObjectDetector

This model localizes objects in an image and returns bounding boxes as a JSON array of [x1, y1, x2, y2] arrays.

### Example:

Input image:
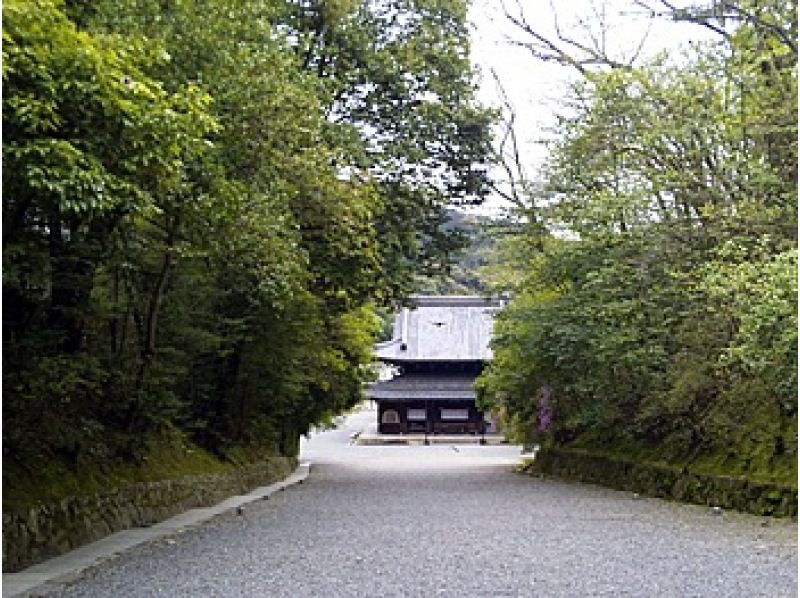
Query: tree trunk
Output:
[[142, 214, 180, 358], [143, 247, 174, 357], [48, 218, 94, 353], [134, 213, 179, 400]]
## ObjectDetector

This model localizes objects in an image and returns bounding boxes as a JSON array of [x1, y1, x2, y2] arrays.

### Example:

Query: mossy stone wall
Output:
[[528, 448, 796, 517], [3, 456, 296, 573]]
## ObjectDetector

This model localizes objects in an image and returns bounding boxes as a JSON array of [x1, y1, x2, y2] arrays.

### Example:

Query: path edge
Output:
[[1, 462, 311, 598], [525, 447, 796, 517]]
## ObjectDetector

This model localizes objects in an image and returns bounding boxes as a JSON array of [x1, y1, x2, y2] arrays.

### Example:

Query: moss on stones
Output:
[[526, 447, 797, 518], [2, 442, 296, 573]]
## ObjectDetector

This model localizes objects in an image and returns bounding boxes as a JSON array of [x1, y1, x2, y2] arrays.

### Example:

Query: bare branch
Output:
[[663, 0, 730, 37], [547, 0, 630, 70], [489, 67, 528, 211], [502, 0, 642, 77], [627, 17, 653, 67], [502, 0, 588, 76], [635, 0, 796, 56]]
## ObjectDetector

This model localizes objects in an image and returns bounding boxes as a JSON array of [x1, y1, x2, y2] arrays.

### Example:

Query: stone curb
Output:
[[355, 433, 507, 446], [1, 462, 311, 598], [527, 448, 797, 517]]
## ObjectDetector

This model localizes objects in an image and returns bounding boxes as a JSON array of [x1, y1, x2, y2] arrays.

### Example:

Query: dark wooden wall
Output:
[[378, 401, 484, 435]]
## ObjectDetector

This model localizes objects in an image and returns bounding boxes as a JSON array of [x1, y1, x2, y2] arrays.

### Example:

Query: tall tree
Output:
[[3, 0, 494, 474], [3, 0, 218, 463], [478, 0, 796, 479], [283, 0, 496, 297]]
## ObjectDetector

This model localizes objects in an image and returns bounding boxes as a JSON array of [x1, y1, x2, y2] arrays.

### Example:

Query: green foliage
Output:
[[281, 0, 497, 297], [3, 0, 492, 490], [414, 210, 501, 294], [479, 2, 797, 479]]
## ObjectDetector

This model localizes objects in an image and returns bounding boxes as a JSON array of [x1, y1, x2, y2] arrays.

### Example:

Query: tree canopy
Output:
[[3, 0, 494, 475], [477, 0, 797, 482]]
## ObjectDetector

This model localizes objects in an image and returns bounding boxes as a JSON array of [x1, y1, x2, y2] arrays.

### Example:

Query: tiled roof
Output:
[[375, 295, 505, 362], [365, 373, 477, 402]]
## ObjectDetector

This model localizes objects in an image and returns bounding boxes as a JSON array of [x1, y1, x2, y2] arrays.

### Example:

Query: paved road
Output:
[[43, 406, 796, 597]]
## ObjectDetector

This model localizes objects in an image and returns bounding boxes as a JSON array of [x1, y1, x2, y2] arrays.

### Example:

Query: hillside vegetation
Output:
[[3, 0, 494, 502], [477, 1, 797, 485], [413, 210, 505, 295]]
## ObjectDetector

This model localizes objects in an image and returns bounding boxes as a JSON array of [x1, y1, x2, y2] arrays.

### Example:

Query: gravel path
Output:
[[46, 406, 797, 597]]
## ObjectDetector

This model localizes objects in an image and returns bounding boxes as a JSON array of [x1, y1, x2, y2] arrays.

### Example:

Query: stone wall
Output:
[[3, 456, 296, 573], [527, 448, 796, 517]]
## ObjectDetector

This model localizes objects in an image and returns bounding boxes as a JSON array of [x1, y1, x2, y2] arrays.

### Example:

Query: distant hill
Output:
[[414, 210, 502, 295]]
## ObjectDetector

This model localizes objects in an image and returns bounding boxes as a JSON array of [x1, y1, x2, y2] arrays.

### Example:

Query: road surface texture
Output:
[[40, 406, 797, 597]]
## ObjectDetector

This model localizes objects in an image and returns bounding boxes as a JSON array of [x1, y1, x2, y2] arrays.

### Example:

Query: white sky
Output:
[[467, 0, 717, 213]]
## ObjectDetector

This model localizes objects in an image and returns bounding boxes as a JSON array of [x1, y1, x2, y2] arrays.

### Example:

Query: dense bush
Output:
[[3, 0, 494, 478], [478, 1, 797, 482]]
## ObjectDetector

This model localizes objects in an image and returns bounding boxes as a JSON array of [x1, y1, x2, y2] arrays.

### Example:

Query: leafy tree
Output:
[[3, 0, 217, 464], [3, 0, 493, 479], [478, 0, 796, 479], [282, 0, 497, 297]]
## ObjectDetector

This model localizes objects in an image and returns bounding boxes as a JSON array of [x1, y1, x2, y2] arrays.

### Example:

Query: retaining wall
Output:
[[3, 456, 296, 572], [527, 447, 796, 517]]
